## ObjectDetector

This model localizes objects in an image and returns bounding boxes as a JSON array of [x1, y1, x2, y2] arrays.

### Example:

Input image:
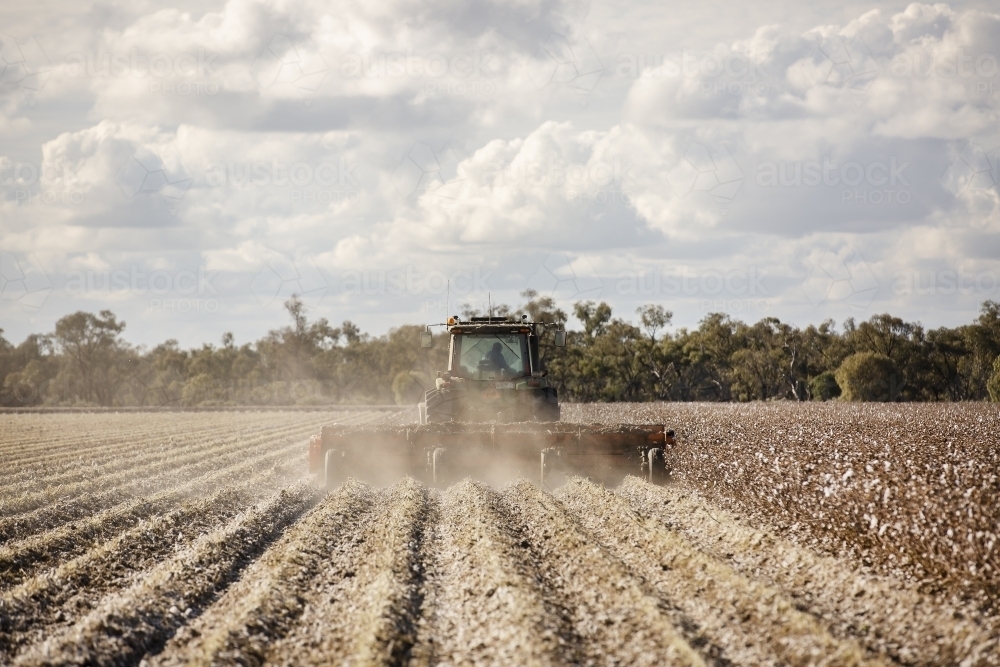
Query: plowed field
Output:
[[1, 405, 997, 666]]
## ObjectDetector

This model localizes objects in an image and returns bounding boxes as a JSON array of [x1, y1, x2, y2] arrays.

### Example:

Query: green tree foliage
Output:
[[3, 299, 1000, 407], [835, 352, 899, 401], [52, 310, 128, 406], [0, 331, 56, 407], [988, 356, 1000, 402], [809, 371, 841, 401]]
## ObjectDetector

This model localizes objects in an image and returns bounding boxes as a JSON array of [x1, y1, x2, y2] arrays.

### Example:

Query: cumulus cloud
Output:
[[1, 0, 998, 343]]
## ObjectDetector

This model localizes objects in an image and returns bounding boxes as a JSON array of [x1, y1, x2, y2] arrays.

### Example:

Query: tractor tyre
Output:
[[424, 389, 459, 423], [432, 447, 448, 486], [533, 388, 560, 422], [540, 447, 561, 486], [325, 449, 343, 491], [647, 448, 666, 485]]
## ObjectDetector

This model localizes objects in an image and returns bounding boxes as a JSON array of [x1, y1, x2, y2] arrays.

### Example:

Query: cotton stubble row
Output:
[[567, 402, 1000, 612], [2, 406, 999, 665]]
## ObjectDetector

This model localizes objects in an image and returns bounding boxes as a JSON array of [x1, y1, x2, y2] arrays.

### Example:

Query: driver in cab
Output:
[[485, 342, 511, 373]]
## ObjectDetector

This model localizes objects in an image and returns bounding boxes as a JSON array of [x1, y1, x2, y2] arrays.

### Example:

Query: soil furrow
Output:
[[500, 480, 705, 667], [0, 414, 236, 464], [0, 421, 246, 491], [148, 481, 376, 667], [560, 477, 879, 666], [0, 411, 374, 489], [12, 482, 320, 667], [1, 407, 997, 666], [0, 418, 324, 517], [0, 420, 322, 544], [0, 463, 294, 662], [617, 477, 1000, 667], [410, 479, 578, 666], [0, 435, 307, 590], [0, 418, 187, 452], [264, 478, 431, 667]]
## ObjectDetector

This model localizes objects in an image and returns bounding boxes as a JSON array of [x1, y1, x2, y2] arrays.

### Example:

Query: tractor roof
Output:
[[447, 317, 538, 335]]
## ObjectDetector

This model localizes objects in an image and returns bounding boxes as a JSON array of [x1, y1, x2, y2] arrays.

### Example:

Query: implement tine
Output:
[[312, 422, 669, 486]]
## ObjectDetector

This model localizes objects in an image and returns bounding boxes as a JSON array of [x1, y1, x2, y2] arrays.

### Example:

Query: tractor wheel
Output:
[[324, 449, 343, 491], [533, 388, 560, 422], [647, 448, 665, 485], [432, 447, 448, 486], [424, 389, 459, 423], [540, 447, 561, 486]]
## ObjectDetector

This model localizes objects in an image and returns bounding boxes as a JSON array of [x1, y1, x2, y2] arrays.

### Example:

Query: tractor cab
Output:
[[419, 315, 564, 423], [448, 318, 538, 381]]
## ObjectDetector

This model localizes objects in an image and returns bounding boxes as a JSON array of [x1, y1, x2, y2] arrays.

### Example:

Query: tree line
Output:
[[2, 292, 1000, 407]]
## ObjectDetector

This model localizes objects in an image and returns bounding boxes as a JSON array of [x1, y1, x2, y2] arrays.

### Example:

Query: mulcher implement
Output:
[[309, 422, 675, 488]]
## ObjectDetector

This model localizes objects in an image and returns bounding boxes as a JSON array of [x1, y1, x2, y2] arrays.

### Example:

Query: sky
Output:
[[1, 0, 998, 348]]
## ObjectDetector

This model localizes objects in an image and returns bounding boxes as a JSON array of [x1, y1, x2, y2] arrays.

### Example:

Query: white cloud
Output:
[[1, 0, 999, 343]]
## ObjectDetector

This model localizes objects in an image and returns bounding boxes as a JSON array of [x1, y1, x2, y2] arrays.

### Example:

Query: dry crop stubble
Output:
[[0, 413, 193, 457], [0, 412, 286, 475], [0, 466, 295, 661], [0, 429, 312, 588], [0, 426, 306, 547], [263, 478, 432, 667], [2, 406, 999, 666], [1, 422, 247, 497], [149, 480, 377, 667], [0, 416, 332, 516], [616, 478, 1000, 665], [412, 480, 573, 666], [0, 411, 380, 475], [13, 483, 321, 666], [500, 480, 706, 667], [567, 402, 1000, 610], [558, 477, 877, 666], [0, 410, 377, 540]]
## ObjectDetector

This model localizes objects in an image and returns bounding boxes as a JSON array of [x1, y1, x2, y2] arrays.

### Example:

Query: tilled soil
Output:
[[2, 409, 998, 666]]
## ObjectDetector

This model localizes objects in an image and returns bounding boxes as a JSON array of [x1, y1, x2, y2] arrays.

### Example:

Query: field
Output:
[[1, 405, 998, 666]]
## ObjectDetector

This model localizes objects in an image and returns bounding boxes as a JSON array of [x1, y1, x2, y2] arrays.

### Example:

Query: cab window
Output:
[[454, 334, 527, 378]]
